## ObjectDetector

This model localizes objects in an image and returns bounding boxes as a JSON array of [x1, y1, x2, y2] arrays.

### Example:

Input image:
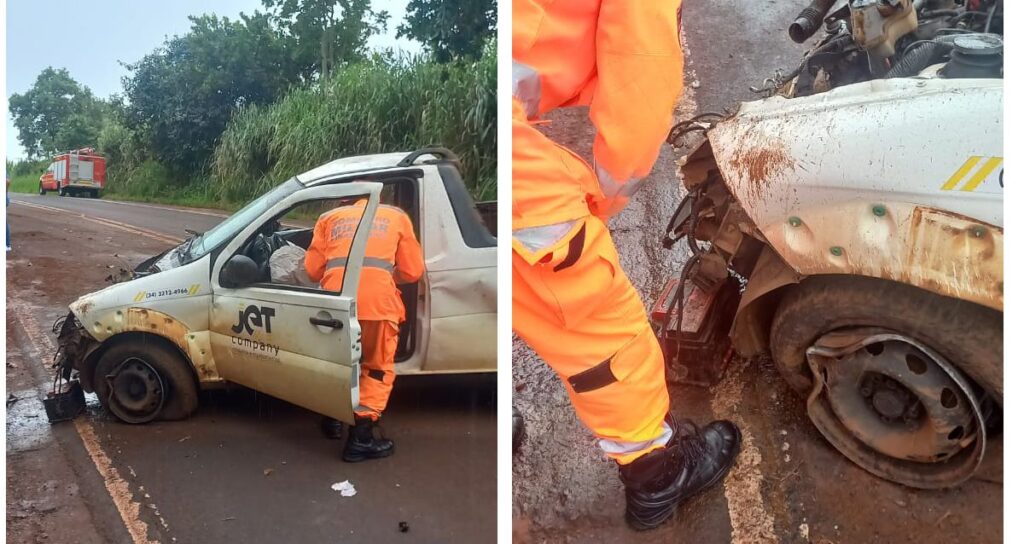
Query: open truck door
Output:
[[208, 181, 383, 424]]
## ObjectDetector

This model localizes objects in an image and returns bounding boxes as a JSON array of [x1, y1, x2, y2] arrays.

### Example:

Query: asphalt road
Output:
[[6, 193, 496, 543], [511, 1, 1002, 543]]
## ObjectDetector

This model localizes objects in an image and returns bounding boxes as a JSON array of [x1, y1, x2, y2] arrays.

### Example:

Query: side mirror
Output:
[[219, 255, 260, 288]]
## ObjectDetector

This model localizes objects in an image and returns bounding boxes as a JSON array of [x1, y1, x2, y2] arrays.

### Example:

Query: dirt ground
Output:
[[510, 2, 1003, 542], [6, 198, 496, 543]]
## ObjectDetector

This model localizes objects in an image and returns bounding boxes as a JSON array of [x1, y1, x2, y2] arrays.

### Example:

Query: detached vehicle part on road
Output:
[[38, 147, 106, 198], [53, 148, 496, 426], [660, 0, 1002, 489]]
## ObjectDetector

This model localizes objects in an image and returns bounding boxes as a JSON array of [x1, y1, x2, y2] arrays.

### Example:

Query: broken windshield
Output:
[[180, 179, 303, 263]]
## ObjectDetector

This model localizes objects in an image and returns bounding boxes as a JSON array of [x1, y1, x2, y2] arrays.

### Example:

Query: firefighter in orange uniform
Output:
[[512, 0, 741, 530], [305, 197, 424, 462]]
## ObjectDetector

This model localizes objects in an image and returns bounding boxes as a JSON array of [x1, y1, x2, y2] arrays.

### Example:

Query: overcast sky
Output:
[[5, 0, 418, 161]]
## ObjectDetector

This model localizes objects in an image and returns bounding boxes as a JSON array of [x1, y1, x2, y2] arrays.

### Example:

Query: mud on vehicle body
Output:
[[659, 0, 1002, 489], [53, 148, 497, 426]]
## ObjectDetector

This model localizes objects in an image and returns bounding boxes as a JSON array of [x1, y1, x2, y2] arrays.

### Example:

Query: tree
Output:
[[9, 68, 108, 158], [398, 0, 496, 63], [122, 12, 303, 174], [262, 0, 388, 79]]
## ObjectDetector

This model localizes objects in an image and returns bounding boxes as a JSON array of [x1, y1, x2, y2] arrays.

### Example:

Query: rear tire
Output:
[[58, 187, 66, 197], [38, 184, 46, 195], [94, 340, 200, 423], [769, 275, 1002, 402]]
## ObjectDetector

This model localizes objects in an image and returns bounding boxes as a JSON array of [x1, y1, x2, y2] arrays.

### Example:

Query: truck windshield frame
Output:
[[182, 179, 303, 263]]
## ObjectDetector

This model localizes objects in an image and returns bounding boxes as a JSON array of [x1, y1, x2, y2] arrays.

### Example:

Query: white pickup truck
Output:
[[54, 148, 496, 425]]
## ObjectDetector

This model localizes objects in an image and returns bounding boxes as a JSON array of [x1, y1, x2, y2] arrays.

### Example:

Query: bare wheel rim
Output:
[[804, 329, 986, 489], [105, 356, 166, 424]]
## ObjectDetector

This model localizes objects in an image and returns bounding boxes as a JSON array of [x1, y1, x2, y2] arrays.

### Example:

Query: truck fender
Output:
[[758, 201, 1002, 312], [75, 308, 212, 390], [731, 202, 1002, 357]]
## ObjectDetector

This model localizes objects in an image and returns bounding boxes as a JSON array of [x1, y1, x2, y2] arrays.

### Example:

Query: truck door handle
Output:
[[309, 316, 344, 329]]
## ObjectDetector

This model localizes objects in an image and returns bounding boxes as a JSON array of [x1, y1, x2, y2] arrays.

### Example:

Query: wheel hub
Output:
[[866, 376, 915, 421], [805, 329, 987, 489], [105, 357, 166, 424]]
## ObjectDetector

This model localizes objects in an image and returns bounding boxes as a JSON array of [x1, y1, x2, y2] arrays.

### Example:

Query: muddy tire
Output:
[[94, 340, 199, 423], [770, 275, 1002, 403]]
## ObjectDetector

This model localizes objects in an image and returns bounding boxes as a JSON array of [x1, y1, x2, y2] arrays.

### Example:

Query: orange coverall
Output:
[[512, 0, 683, 464], [305, 200, 424, 420]]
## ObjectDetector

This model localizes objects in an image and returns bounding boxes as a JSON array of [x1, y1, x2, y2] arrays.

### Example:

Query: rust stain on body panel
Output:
[[119, 309, 220, 382], [761, 202, 1003, 311], [728, 147, 794, 194]]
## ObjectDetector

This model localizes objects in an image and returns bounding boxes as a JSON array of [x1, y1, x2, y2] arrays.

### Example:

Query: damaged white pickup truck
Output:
[[52, 148, 496, 425], [655, 0, 1002, 489]]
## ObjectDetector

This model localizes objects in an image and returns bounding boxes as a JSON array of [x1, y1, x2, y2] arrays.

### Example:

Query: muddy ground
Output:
[[511, 1, 1003, 542], [7, 196, 496, 543]]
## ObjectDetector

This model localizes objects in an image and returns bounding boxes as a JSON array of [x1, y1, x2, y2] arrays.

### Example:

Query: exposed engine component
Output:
[[851, 0, 919, 72], [943, 32, 1003, 78], [758, 0, 1003, 97], [790, 0, 838, 43]]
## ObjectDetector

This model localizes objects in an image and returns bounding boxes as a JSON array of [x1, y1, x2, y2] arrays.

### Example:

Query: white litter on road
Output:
[[331, 481, 357, 497]]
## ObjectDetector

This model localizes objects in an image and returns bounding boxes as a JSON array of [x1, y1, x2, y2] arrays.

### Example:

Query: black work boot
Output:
[[342, 416, 394, 462], [618, 418, 742, 531], [320, 416, 344, 440]]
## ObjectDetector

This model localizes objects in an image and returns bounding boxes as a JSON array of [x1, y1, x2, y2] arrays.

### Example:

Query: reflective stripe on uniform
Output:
[[597, 420, 674, 457], [596, 164, 644, 200], [326, 256, 395, 273], [512, 60, 542, 118], [512, 220, 576, 253]]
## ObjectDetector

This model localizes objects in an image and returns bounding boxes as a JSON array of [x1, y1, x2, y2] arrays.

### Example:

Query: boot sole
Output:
[[342, 448, 394, 463]]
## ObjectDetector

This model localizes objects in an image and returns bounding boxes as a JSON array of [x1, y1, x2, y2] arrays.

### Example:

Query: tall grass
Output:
[[213, 44, 496, 203]]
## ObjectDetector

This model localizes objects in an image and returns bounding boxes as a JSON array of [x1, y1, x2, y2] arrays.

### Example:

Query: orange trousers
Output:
[[513, 215, 672, 464], [354, 320, 400, 421]]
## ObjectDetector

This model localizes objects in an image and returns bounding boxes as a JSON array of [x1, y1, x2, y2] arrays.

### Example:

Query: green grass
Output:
[[213, 46, 496, 203], [5, 163, 236, 211], [9, 173, 41, 194], [14, 47, 496, 210]]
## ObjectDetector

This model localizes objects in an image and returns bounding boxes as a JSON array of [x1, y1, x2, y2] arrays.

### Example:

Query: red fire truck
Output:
[[38, 148, 106, 198]]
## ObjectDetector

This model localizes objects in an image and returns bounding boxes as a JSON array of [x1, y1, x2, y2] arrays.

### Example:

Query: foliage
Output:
[[122, 12, 304, 176], [6, 158, 49, 177], [212, 42, 496, 203], [398, 0, 496, 62], [8, 172, 42, 194], [10, 4, 496, 207], [8, 68, 109, 158], [262, 0, 387, 79]]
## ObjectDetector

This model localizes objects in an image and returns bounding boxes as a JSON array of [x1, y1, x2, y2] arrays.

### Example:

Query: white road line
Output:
[[18, 194, 230, 219], [8, 297, 160, 544], [710, 359, 779, 544], [13, 200, 184, 245], [675, 25, 780, 543]]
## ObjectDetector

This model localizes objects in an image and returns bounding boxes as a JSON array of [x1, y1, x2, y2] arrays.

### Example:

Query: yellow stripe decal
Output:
[[959, 157, 1003, 192], [941, 156, 981, 191]]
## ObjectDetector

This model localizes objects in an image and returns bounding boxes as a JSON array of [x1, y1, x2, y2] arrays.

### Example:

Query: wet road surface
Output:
[[6, 196, 496, 543], [511, 1, 1002, 542]]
